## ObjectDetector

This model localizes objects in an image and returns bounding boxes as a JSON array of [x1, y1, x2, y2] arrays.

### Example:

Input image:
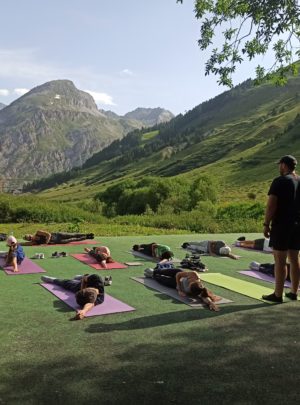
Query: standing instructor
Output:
[[262, 155, 300, 303]]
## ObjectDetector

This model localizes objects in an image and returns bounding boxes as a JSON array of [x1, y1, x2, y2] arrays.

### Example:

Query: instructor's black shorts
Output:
[[269, 223, 300, 251]]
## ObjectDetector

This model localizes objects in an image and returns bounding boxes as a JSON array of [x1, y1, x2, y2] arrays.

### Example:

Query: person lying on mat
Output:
[[145, 266, 220, 311], [5, 235, 25, 272], [41, 273, 109, 320], [235, 237, 272, 252], [182, 240, 238, 260], [132, 243, 174, 262], [22, 230, 95, 245], [84, 246, 114, 268], [249, 261, 291, 281]]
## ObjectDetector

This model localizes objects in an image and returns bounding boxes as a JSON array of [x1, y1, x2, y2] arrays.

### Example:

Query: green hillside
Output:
[[24, 73, 300, 206]]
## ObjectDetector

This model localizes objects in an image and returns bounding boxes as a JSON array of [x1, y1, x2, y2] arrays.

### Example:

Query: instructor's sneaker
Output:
[[41, 275, 56, 284], [262, 292, 283, 303], [285, 291, 298, 300]]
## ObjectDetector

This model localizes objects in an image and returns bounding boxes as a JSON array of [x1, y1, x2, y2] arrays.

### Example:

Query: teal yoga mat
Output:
[[200, 273, 275, 303]]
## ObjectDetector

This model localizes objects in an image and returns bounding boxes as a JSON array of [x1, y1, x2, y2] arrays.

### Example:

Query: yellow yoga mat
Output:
[[200, 273, 275, 303]]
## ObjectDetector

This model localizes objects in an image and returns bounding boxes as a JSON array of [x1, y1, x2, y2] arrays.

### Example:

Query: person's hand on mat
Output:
[[178, 290, 186, 297], [75, 310, 85, 320]]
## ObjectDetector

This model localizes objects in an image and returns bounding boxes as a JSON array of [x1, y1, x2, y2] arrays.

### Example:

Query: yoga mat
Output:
[[181, 248, 241, 259], [0, 257, 46, 275], [200, 273, 274, 303], [233, 245, 272, 254], [129, 250, 181, 263], [71, 253, 128, 269], [41, 283, 135, 316], [239, 270, 293, 288], [36, 240, 102, 246], [131, 277, 232, 308], [124, 262, 143, 266]]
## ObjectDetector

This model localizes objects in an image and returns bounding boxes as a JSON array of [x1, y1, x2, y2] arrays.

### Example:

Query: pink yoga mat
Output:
[[0, 257, 46, 275], [239, 270, 292, 288], [41, 283, 135, 316], [71, 253, 128, 269]]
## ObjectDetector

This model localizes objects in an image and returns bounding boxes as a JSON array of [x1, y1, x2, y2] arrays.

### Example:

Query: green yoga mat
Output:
[[200, 273, 275, 303]]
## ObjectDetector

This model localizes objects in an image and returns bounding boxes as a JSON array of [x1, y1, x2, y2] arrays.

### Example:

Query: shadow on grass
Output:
[[2, 304, 300, 404], [85, 303, 266, 333]]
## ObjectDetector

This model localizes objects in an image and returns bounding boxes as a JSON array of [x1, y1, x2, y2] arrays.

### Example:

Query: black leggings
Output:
[[153, 268, 182, 289]]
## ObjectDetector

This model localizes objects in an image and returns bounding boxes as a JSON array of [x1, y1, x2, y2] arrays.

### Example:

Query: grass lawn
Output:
[[1, 233, 300, 404]]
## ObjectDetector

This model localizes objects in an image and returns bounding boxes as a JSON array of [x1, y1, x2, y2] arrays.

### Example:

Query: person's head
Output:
[[277, 155, 297, 175], [219, 246, 231, 256], [160, 251, 174, 260], [181, 242, 189, 249], [75, 288, 97, 307], [133, 244, 140, 251], [6, 235, 17, 247], [190, 281, 205, 296], [98, 252, 108, 262], [24, 234, 33, 241]]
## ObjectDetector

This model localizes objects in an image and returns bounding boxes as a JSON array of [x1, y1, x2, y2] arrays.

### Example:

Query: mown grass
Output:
[[1, 232, 300, 404]]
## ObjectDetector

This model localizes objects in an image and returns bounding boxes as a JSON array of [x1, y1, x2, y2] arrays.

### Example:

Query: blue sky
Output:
[[0, 0, 273, 115]]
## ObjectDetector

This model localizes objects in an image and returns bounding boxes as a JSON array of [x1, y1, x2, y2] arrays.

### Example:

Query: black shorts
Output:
[[269, 223, 300, 251]]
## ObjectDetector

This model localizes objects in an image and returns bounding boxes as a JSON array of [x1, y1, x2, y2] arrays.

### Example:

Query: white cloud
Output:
[[14, 88, 29, 96], [0, 89, 10, 96], [120, 68, 133, 76], [84, 90, 116, 106]]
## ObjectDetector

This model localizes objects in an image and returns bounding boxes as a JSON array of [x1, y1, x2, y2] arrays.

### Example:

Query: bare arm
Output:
[[228, 253, 239, 260], [36, 230, 52, 244], [175, 271, 190, 296], [208, 241, 216, 256], [75, 303, 95, 320], [201, 296, 220, 311], [80, 275, 88, 290], [151, 244, 157, 257], [263, 195, 277, 238]]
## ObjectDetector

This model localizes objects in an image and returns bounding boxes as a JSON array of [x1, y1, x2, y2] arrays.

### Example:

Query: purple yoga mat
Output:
[[40, 283, 135, 317], [0, 257, 46, 275], [239, 270, 292, 288]]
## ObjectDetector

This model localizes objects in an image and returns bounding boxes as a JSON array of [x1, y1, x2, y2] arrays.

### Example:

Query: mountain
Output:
[[0, 80, 173, 183], [28, 71, 300, 203], [0, 102, 6, 110], [124, 107, 174, 126]]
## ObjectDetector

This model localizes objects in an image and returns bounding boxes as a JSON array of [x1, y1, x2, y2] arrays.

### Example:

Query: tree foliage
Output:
[[94, 175, 218, 216], [177, 0, 300, 86]]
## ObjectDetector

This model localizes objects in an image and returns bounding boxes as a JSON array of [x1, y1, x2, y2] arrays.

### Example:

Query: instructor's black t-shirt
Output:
[[268, 174, 300, 225]]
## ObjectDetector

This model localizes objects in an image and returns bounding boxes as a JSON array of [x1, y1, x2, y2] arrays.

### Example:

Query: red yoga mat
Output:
[[71, 253, 128, 269], [39, 240, 101, 246]]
